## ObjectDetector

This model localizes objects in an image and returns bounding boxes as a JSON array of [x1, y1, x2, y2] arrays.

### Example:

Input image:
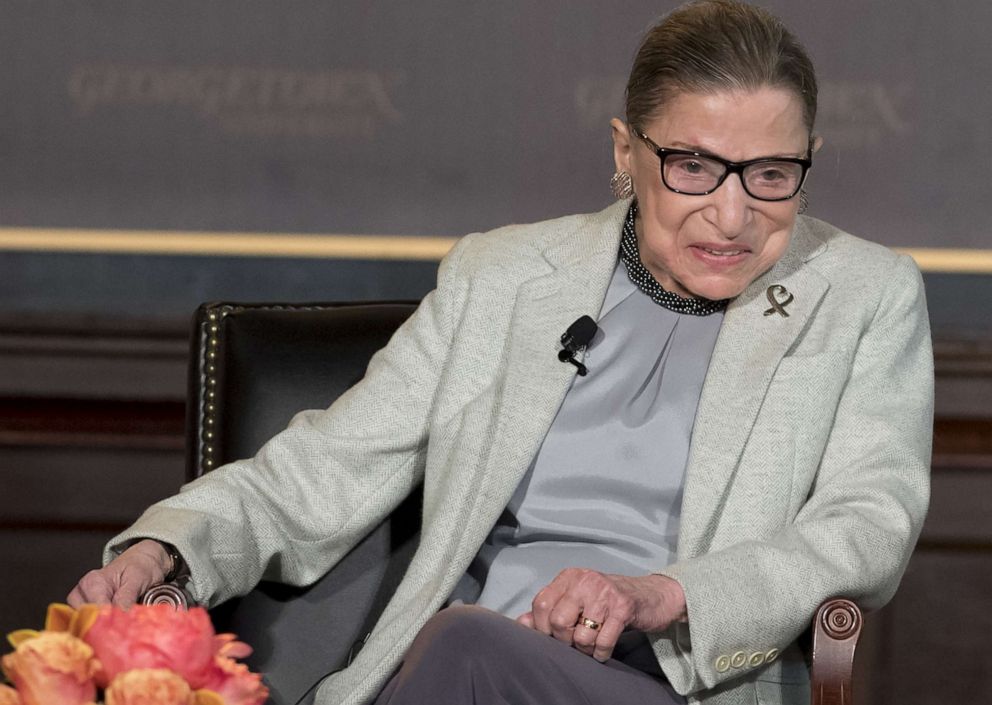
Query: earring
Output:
[[798, 189, 809, 215], [610, 171, 633, 200]]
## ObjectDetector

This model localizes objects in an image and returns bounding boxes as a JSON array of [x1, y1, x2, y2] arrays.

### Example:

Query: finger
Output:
[[516, 612, 535, 629], [75, 571, 116, 605], [531, 583, 566, 636], [592, 616, 626, 662], [572, 623, 598, 655], [572, 606, 608, 656], [548, 594, 583, 643], [66, 586, 85, 609], [571, 599, 609, 655]]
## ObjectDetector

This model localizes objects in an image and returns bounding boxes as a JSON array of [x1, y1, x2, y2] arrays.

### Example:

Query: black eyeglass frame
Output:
[[635, 130, 813, 202]]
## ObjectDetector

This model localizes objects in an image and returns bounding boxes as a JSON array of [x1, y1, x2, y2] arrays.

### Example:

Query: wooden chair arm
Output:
[[141, 583, 191, 610], [810, 598, 863, 705]]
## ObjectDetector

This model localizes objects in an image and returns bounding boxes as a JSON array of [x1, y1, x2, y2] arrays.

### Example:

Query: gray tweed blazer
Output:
[[109, 199, 933, 705]]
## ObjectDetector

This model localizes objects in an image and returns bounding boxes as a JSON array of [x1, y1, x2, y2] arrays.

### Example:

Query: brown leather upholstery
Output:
[[148, 300, 864, 705]]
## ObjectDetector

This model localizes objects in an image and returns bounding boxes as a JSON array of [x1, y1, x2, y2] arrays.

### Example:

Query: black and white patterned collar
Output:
[[619, 202, 729, 316]]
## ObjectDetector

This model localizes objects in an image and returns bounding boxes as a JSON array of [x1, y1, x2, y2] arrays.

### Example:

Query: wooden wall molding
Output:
[[2, 315, 989, 405], [0, 315, 188, 400], [0, 397, 184, 450]]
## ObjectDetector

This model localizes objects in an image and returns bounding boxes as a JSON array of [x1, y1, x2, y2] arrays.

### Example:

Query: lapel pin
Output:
[[763, 285, 794, 318]]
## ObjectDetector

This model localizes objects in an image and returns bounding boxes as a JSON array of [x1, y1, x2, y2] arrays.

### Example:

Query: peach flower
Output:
[[199, 657, 268, 705], [0, 684, 22, 705], [1, 631, 98, 705], [105, 668, 192, 705], [84, 605, 216, 688], [213, 634, 252, 662]]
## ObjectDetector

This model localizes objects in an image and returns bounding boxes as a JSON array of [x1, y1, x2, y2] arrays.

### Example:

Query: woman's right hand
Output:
[[66, 539, 172, 608]]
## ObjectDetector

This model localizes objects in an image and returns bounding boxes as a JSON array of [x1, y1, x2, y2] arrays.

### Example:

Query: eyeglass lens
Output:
[[663, 154, 804, 200]]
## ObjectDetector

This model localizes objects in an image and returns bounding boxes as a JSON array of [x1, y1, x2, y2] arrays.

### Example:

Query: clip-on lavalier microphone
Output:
[[558, 315, 598, 376]]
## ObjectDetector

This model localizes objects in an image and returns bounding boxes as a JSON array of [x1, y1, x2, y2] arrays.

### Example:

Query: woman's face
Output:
[[612, 87, 814, 301]]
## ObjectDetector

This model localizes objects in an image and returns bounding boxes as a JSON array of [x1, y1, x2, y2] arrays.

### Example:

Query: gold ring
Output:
[[578, 616, 602, 631]]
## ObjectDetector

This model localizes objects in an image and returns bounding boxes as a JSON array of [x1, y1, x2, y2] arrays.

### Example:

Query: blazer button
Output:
[[765, 648, 780, 663], [730, 651, 747, 669], [715, 655, 731, 673], [749, 652, 765, 667]]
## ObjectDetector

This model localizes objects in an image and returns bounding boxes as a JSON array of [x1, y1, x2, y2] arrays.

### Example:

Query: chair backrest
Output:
[[186, 301, 420, 705], [187, 301, 418, 480]]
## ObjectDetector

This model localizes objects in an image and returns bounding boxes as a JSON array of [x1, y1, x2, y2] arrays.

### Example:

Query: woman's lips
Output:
[[690, 244, 750, 266]]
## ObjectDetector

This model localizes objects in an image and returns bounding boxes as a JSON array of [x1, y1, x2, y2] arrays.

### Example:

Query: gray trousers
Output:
[[373, 606, 686, 705]]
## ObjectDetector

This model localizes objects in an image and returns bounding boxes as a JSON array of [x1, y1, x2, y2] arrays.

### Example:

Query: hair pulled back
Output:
[[625, 0, 817, 134]]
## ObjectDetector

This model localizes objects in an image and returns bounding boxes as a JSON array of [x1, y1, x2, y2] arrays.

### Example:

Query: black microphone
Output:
[[558, 315, 598, 376]]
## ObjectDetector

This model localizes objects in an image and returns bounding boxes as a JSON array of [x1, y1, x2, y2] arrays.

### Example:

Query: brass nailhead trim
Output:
[[199, 306, 236, 474]]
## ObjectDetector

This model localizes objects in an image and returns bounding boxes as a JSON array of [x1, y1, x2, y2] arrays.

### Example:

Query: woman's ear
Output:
[[610, 118, 634, 174], [811, 134, 824, 155]]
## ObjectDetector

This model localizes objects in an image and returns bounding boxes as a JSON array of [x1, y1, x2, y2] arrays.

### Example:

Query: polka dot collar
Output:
[[619, 202, 729, 316]]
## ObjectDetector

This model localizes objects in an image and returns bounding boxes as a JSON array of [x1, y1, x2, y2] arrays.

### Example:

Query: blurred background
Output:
[[0, 2, 988, 702]]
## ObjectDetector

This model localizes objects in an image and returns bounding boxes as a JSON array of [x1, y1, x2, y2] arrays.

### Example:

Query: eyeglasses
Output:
[[636, 130, 812, 202]]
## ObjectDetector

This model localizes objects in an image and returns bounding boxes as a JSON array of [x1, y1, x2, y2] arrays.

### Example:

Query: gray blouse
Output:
[[450, 257, 724, 619]]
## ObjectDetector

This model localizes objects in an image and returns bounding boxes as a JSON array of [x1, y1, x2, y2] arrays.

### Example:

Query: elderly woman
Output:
[[69, 2, 932, 704]]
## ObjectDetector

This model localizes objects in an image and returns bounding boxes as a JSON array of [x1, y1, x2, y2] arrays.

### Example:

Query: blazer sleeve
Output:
[[103, 234, 475, 608], [652, 254, 933, 694]]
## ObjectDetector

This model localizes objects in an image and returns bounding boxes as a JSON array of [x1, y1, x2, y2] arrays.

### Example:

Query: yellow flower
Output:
[[105, 668, 193, 705], [6, 604, 100, 650], [0, 684, 22, 705], [1, 631, 98, 705]]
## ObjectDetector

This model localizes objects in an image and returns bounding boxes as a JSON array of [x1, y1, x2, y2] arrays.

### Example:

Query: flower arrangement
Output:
[[0, 603, 268, 705]]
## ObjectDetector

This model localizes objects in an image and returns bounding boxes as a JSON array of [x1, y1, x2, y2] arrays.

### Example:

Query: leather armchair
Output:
[[145, 301, 863, 705]]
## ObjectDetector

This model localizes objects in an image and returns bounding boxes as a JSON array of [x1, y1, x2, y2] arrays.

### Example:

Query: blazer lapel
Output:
[[677, 220, 829, 556], [456, 201, 629, 555]]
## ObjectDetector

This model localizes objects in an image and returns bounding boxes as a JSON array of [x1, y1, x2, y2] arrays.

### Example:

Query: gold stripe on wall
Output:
[[0, 227, 458, 262], [0, 227, 990, 273], [893, 248, 992, 275]]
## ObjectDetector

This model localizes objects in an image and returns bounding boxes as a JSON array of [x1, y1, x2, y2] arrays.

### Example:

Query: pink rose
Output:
[[104, 668, 193, 705], [84, 605, 216, 688], [1, 631, 98, 705], [199, 657, 268, 705]]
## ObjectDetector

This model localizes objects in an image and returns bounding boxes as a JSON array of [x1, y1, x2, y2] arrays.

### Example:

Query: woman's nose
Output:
[[708, 173, 753, 237]]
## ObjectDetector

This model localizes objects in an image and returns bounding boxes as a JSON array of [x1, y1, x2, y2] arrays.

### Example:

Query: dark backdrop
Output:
[[0, 1, 989, 332]]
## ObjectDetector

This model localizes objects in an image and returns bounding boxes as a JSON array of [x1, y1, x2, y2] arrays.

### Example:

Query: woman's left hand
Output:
[[517, 568, 687, 662]]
